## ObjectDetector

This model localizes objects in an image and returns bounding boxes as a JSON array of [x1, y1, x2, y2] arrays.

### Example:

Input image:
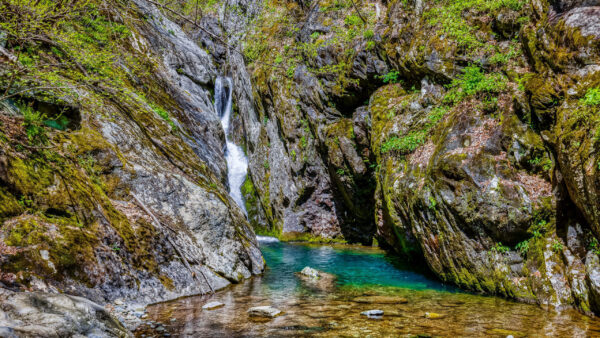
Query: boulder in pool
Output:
[[296, 267, 337, 291], [247, 306, 282, 318]]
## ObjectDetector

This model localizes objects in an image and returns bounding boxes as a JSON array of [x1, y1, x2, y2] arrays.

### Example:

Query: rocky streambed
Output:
[[134, 240, 600, 337]]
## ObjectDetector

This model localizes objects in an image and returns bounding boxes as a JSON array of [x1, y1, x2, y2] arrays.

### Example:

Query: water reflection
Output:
[[136, 242, 600, 337]]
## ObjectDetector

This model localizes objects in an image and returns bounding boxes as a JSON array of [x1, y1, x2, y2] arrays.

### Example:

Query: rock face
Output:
[[220, 0, 600, 315], [0, 288, 130, 337], [0, 0, 263, 314]]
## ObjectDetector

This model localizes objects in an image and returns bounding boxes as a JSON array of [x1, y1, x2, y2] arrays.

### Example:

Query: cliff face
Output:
[[0, 0, 263, 307], [232, 0, 600, 313]]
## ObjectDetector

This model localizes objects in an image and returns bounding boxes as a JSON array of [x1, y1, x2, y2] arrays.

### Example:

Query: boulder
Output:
[[247, 306, 282, 318], [0, 289, 131, 337]]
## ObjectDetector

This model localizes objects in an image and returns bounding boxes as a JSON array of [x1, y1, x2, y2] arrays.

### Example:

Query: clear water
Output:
[[259, 240, 458, 293], [214, 76, 248, 213], [136, 242, 600, 337]]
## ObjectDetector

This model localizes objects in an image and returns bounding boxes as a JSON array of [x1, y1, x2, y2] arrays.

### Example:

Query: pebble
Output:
[[156, 326, 165, 332], [170, 318, 177, 322], [113, 298, 124, 306]]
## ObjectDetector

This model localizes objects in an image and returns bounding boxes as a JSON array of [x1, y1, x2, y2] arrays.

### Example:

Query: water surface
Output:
[[136, 240, 600, 337]]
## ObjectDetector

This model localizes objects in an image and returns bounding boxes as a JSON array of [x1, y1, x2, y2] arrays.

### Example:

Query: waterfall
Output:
[[214, 76, 248, 214]]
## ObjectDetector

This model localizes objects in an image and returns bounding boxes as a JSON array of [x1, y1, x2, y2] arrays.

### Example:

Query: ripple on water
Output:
[[136, 242, 600, 337]]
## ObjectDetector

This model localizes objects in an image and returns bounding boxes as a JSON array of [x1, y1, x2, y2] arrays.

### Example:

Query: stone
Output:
[[300, 266, 320, 278], [202, 301, 225, 310], [361, 309, 384, 318], [424, 312, 445, 319], [247, 306, 282, 318]]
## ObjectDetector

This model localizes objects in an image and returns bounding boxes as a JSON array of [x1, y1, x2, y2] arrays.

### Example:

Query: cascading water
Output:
[[214, 76, 248, 214]]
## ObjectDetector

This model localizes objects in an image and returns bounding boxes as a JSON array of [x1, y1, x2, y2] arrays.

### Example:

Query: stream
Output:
[[135, 239, 600, 337]]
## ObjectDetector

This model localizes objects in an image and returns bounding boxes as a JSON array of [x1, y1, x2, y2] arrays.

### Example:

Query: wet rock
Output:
[[248, 306, 282, 318], [300, 266, 320, 278], [202, 301, 225, 310], [296, 267, 337, 291], [361, 309, 384, 318], [424, 312, 445, 319]]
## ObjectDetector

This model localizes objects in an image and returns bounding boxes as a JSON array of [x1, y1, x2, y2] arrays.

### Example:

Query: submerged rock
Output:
[[296, 267, 337, 291], [247, 306, 282, 318], [424, 312, 445, 319], [202, 301, 225, 310], [361, 309, 384, 318]]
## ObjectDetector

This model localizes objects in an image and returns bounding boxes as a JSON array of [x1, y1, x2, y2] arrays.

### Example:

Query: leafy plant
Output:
[[552, 240, 564, 253], [515, 240, 529, 256], [444, 65, 507, 104], [377, 71, 401, 84], [581, 88, 600, 106], [21, 105, 48, 145], [491, 242, 510, 254]]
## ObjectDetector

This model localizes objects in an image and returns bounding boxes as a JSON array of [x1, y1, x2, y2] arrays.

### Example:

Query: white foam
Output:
[[256, 236, 280, 243]]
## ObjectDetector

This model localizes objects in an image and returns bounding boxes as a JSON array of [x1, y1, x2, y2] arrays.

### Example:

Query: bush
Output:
[[581, 88, 600, 106], [444, 65, 507, 104], [21, 105, 47, 145]]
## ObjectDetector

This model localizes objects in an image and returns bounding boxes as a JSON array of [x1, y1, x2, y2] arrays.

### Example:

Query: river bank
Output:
[[134, 240, 600, 337]]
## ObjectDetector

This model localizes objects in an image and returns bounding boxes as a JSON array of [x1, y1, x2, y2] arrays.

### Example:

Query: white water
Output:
[[256, 236, 280, 243], [214, 76, 248, 214]]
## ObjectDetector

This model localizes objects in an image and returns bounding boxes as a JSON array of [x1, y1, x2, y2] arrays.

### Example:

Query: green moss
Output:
[[279, 231, 347, 244]]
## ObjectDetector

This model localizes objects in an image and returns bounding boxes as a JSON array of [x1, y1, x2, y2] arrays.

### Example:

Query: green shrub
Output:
[[444, 65, 507, 104], [581, 88, 600, 106], [377, 71, 401, 84], [21, 105, 47, 145], [515, 240, 529, 256], [491, 242, 510, 254]]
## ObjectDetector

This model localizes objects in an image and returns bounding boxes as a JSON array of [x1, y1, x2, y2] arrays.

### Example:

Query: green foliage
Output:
[[491, 242, 510, 254], [444, 65, 507, 104], [552, 240, 564, 253], [581, 88, 600, 106], [515, 240, 529, 256], [381, 130, 427, 154], [589, 237, 600, 256], [336, 168, 345, 176], [528, 157, 553, 172], [263, 160, 270, 170], [428, 196, 437, 210], [377, 71, 401, 84], [424, 0, 526, 50], [363, 29, 374, 40], [151, 104, 177, 131], [21, 105, 47, 145], [381, 106, 449, 154]]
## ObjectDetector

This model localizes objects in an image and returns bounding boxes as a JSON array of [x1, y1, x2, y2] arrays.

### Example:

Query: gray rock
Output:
[[0, 289, 131, 337], [247, 306, 282, 318], [361, 309, 384, 318], [300, 266, 320, 279]]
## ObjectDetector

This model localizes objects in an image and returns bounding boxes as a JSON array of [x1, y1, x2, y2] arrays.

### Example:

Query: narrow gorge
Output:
[[0, 0, 600, 336]]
